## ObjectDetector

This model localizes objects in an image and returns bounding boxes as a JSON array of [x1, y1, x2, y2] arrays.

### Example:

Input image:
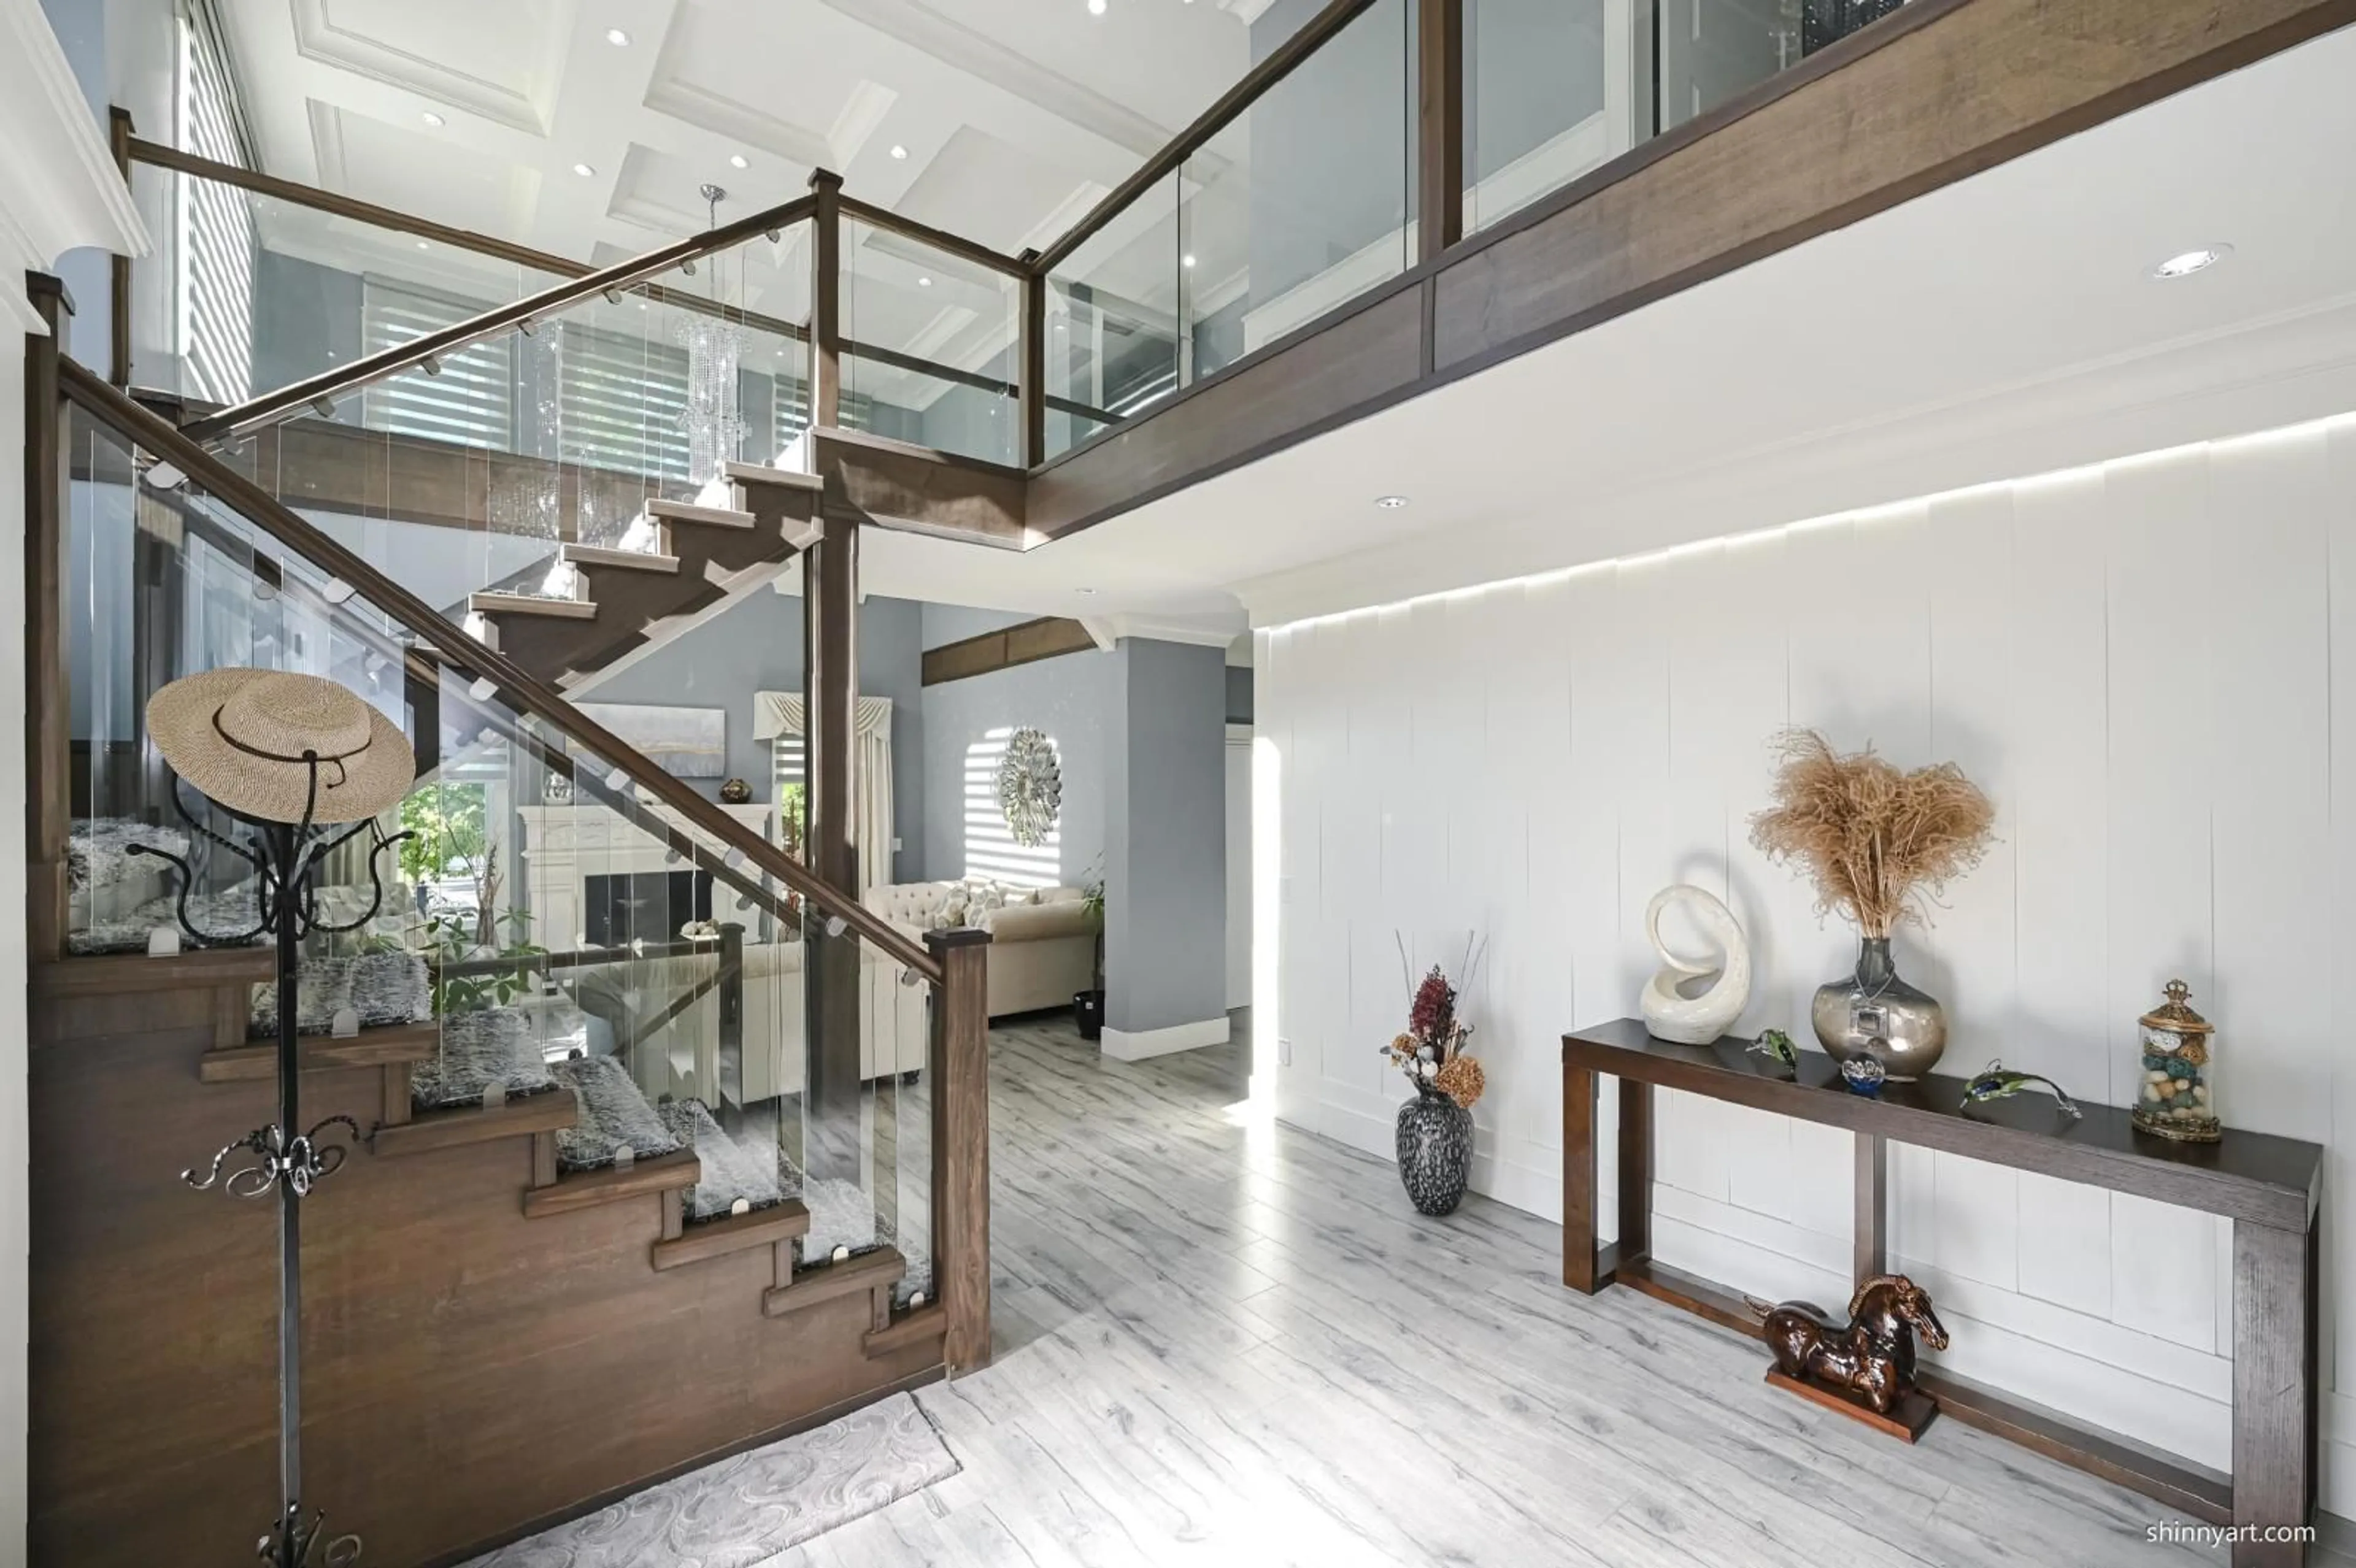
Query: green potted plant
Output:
[[1073, 867, 1106, 1041]]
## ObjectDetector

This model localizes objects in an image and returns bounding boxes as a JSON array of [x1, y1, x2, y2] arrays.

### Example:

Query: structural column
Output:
[[801, 171, 862, 1172]]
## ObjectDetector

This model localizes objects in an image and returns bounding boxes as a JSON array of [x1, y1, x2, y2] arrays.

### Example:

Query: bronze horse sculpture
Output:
[[1758, 1274, 1949, 1414]]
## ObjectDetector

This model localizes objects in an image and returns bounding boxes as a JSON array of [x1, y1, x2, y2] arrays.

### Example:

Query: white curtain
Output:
[[753, 693, 895, 891]]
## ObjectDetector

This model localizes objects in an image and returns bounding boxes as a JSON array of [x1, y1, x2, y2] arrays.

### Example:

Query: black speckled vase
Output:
[[1395, 1086, 1473, 1216]]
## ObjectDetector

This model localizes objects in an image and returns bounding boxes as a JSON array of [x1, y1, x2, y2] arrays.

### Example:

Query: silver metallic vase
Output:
[[1811, 937, 1947, 1082]]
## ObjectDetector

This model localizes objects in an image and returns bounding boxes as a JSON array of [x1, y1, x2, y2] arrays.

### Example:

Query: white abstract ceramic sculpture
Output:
[[1640, 884, 1752, 1045]]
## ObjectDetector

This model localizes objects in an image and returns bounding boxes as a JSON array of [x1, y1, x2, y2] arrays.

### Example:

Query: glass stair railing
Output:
[[59, 372, 939, 1309]]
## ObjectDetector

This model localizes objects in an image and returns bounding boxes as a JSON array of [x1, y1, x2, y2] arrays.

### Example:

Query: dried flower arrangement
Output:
[[1747, 728, 1996, 939], [1380, 933, 1487, 1109]]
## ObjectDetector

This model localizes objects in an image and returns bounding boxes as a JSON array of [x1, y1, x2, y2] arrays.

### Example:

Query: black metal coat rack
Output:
[[133, 762, 408, 1568]]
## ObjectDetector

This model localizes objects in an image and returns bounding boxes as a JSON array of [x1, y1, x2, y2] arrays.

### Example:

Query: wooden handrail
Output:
[[837, 193, 1028, 279], [126, 137, 814, 349], [181, 193, 820, 443], [58, 359, 943, 983], [1030, 0, 1381, 276]]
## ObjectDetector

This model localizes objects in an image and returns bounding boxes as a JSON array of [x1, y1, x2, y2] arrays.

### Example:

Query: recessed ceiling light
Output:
[[2150, 244, 2231, 280], [1181, 253, 1196, 268], [421, 110, 445, 127], [917, 275, 932, 287], [1375, 494, 1409, 509], [729, 153, 749, 169], [606, 27, 631, 45], [1076, 586, 1098, 595], [415, 240, 429, 250], [890, 144, 909, 161], [1088, 0, 1106, 12], [573, 162, 596, 177]]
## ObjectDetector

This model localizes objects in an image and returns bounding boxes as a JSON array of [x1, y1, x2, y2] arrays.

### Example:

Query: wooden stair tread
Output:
[[35, 946, 274, 997], [862, 1301, 946, 1358], [650, 1199, 811, 1270], [561, 544, 680, 573], [200, 1020, 439, 1083], [374, 1086, 577, 1158], [648, 498, 756, 528], [523, 1148, 701, 1218], [723, 460, 823, 493], [469, 591, 596, 620], [763, 1247, 905, 1317]]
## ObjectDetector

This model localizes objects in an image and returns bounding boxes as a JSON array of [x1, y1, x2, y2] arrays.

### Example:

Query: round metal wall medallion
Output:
[[996, 728, 1062, 847]]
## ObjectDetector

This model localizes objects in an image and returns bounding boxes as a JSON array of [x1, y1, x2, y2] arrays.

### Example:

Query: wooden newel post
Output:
[[926, 928, 991, 1374], [25, 271, 73, 964]]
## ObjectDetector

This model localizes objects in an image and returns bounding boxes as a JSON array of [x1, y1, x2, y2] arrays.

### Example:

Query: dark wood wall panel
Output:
[[28, 961, 941, 1568], [814, 429, 1027, 544], [1431, 0, 2356, 373], [921, 617, 1098, 687], [1026, 285, 1426, 539]]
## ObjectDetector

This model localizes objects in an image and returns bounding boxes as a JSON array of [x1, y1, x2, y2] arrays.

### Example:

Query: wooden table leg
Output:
[[1855, 1132, 1887, 1280], [2231, 1218, 2313, 1566], [1617, 1078, 1652, 1273], [1564, 1062, 1600, 1291]]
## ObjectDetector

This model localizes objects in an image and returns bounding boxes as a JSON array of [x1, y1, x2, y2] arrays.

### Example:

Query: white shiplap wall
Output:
[[1259, 415, 2356, 1485]]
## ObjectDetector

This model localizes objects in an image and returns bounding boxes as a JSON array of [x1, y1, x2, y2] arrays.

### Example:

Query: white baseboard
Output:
[[1101, 1015, 1231, 1062]]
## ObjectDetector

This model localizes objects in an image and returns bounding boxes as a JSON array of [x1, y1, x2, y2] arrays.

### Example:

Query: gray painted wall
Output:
[[918, 642, 1117, 892], [581, 591, 928, 883], [1105, 639, 1228, 1036]]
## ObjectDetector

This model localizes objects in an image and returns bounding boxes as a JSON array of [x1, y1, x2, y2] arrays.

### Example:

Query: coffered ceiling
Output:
[[221, 0, 1261, 276]]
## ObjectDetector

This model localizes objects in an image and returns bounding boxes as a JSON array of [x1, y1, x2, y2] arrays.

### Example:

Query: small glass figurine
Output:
[[2133, 980, 2219, 1143], [1749, 1028, 1799, 1076], [1840, 1054, 1887, 1097], [1960, 1060, 2081, 1124]]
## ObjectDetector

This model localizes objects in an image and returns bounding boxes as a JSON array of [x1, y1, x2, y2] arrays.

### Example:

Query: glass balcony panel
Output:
[[1180, 0, 1415, 384], [1044, 174, 1182, 460], [839, 220, 1022, 466]]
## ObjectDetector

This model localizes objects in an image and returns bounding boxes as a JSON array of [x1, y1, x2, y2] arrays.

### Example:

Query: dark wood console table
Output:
[[1562, 1018, 2323, 1567]]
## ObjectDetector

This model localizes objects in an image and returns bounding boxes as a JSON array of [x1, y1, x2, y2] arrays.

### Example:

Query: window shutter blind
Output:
[[360, 282, 517, 447], [562, 325, 690, 482], [177, 13, 255, 405]]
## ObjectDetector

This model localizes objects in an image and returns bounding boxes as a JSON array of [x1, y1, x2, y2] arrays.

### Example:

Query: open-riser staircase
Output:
[[467, 463, 826, 689]]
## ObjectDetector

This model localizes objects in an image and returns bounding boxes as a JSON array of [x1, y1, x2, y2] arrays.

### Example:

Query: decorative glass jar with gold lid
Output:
[[2133, 980, 2218, 1143]]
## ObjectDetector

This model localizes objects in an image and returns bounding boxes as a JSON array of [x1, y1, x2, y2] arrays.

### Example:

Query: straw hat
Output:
[[147, 668, 416, 826]]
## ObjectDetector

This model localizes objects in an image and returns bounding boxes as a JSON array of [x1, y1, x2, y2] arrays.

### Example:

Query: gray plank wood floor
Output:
[[763, 1015, 2303, 1568]]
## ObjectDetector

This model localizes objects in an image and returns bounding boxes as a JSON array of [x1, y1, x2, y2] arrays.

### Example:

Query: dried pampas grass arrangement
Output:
[[1748, 728, 1995, 939]]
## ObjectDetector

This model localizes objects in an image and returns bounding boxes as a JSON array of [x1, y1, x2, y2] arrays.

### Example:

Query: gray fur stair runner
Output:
[[410, 1009, 557, 1112], [250, 951, 430, 1036], [656, 1099, 784, 1220], [553, 1056, 683, 1172]]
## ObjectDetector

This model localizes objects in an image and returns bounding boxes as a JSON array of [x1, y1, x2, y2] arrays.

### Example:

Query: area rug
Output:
[[464, 1392, 957, 1567]]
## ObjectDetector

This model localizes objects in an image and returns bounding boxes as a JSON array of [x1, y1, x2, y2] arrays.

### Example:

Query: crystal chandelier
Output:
[[676, 182, 746, 500]]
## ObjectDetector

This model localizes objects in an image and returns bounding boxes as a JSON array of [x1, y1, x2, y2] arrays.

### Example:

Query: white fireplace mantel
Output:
[[517, 801, 771, 947]]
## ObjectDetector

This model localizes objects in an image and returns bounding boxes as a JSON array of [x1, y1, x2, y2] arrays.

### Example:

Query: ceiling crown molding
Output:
[[0, 0, 150, 331], [818, 0, 1197, 165], [289, 0, 569, 136], [1079, 612, 1245, 649]]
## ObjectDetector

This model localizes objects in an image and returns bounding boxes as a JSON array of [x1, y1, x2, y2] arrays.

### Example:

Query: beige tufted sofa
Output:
[[866, 881, 1098, 1019]]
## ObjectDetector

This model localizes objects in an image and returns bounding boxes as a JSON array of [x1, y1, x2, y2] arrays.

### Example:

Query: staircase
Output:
[[468, 464, 825, 688], [26, 350, 990, 1567]]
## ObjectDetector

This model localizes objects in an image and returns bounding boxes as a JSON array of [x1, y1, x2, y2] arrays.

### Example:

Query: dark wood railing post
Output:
[[1018, 253, 1045, 468], [1417, 0, 1465, 264], [807, 169, 844, 433], [717, 920, 744, 1127], [25, 272, 73, 964], [801, 166, 863, 1174], [107, 108, 135, 388], [925, 928, 991, 1373]]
